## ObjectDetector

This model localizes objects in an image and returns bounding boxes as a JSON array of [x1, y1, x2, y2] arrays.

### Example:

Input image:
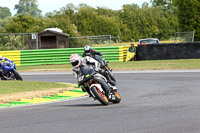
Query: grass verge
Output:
[[109, 59, 200, 70], [16, 59, 200, 72], [0, 81, 71, 95]]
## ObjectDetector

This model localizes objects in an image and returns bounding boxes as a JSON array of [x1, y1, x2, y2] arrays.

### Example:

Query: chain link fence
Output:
[[174, 30, 195, 43], [0, 33, 121, 50], [69, 35, 121, 48], [0, 33, 38, 50]]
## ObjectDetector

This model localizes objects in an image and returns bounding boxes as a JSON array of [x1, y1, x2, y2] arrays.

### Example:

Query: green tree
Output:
[[73, 6, 98, 36], [119, 4, 140, 41], [4, 14, 44, 33], [0, 16, 12, 32], [73, 5, 121, 37], [14, 0, 42, 17], [151, 0, 177, 13], [96, 15, 121, 37], [174, 0, 200, 41], [119, 3, 178, 42], [96, 7, 119, 17], [44, 14, 76, 36], [0, 7, 11, 19], [60, 3, 76, 17], [151, 0, 173, 7]]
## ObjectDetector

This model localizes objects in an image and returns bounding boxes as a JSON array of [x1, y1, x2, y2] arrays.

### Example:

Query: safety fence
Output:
[[0, 46, 130, 66]]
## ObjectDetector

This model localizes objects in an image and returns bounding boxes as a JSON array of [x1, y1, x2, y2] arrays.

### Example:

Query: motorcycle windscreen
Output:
[[80, 65, 96, 77]]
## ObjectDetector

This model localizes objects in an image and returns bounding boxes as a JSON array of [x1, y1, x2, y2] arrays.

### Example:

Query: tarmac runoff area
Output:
[[1, 69, 200, 108], [19, 69, 200, 75]]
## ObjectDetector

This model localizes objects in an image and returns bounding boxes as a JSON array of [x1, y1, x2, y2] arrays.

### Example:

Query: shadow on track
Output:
[[66, 103, 105, 107], [52, 103, 107, 108]]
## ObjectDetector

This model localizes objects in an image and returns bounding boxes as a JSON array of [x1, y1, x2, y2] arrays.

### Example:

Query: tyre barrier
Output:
[[0, 84, 87, 108]]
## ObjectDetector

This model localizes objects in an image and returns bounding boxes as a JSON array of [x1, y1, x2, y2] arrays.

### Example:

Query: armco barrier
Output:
[[20, 46, 122, 66], [21, 48, 83, 66], [0, 50, 21, 66], [119, 45, 130, 62], [0, 46, 130, 66]]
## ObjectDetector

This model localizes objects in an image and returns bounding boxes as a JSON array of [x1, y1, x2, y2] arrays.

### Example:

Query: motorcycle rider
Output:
[[0, 55, 11, 80], [83, 45, 116, 85], [82, 45, 103, 58], [70, 53, 112, 98], [82, 45, 106, 68]]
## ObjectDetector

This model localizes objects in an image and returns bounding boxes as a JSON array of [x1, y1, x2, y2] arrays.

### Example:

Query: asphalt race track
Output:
[[0, 70, 200, 133]]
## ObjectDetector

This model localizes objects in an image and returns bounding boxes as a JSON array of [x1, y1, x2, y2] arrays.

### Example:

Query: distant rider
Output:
[[82, 45, 106, 69], [82, 45, 103, 58], [0, 55, 11, 80]]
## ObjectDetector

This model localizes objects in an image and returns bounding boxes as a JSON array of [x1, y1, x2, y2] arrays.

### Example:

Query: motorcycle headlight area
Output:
[[3, 61, 11, 67]]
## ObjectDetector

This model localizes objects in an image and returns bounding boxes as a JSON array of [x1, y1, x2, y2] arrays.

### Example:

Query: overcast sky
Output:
[[0, 0, 151, 16]]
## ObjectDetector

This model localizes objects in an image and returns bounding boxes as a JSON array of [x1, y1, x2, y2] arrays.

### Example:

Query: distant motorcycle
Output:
[[0, 60, 23, 80], [75, 65, 121, 105]]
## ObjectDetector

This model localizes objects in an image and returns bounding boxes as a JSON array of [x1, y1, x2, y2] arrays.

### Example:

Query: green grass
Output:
[[17, 64, 73, 71], [0, 81, 71, 95], [109, 59, 200, 70], [16, 59, 200, 72]]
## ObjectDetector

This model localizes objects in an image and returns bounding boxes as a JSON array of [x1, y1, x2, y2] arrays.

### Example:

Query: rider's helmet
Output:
[[70, 53, 81, 67], [84, 45, 91, 56], [0, 55, 4, 60]]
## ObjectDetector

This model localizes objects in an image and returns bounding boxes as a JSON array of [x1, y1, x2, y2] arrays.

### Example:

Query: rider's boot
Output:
[[0, 70, 7, 80], [106, 87, 115, 102], [82, 86, 93, 97]]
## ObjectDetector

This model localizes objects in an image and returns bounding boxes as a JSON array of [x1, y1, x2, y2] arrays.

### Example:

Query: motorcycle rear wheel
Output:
[[91, 86, 109, 105], [13, 71, 23, 80]]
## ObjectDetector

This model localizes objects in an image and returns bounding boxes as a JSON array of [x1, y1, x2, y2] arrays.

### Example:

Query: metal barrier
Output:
[[119, 45, 129, 62], [21, 48, 83, 66], [0, 51, 21, 66], [20, 46, 122, 66], [0, 46, 130, 66]]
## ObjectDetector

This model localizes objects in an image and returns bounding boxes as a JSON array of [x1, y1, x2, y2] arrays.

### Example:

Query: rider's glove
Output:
[[86, 61, 90, 65]]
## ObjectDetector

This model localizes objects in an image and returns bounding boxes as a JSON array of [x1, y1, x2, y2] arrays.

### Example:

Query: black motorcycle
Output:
[[73, 65, 121, 105]]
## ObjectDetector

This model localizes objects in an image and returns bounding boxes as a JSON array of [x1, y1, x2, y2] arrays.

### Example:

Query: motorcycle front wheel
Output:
[[91, 86, 109, 105], [13, 71, 23, 80], [112, 90, 121, 104]]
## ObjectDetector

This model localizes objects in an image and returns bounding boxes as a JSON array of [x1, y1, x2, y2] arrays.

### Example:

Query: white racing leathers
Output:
[[81, 56, 101, 69]]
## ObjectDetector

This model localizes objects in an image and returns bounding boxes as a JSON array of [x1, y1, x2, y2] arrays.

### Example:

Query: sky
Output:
[[0, 0, 151, 16]]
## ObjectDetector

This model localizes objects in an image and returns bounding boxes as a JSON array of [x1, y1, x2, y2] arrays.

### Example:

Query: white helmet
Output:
[[0, 55, 4, 60], [70, 53, 81, 68]]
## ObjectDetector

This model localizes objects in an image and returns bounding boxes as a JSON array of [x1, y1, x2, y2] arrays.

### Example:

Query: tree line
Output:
[[0, 0, 199, 49]]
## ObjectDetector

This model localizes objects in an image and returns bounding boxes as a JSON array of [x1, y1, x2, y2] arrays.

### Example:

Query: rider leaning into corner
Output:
[[0, 55, 11, 80], [70, 53, 112, 98]]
